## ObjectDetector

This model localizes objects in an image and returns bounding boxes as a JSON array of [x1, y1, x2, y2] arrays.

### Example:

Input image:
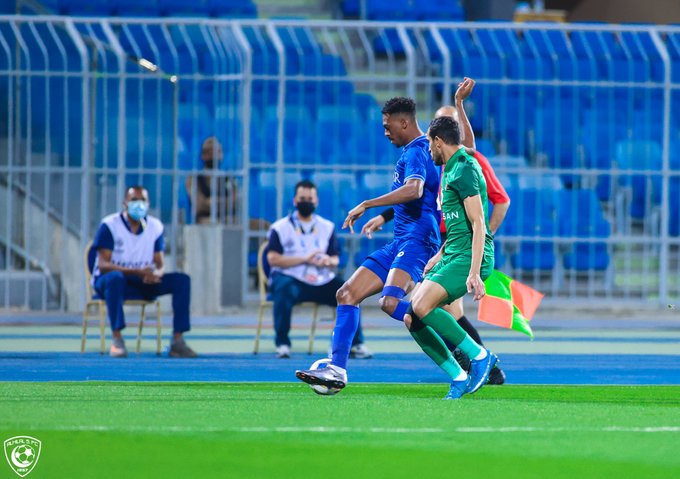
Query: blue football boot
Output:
[[443, 376, 471, 400], [466, 350, 498, 394]]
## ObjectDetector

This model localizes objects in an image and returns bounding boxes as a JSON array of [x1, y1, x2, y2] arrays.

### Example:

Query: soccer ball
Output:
[[308, 358, 341, 396], [13, 445, 34, 466]]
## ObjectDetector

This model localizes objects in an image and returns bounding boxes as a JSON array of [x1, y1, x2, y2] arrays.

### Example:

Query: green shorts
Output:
[[424, 253, 494, 304]]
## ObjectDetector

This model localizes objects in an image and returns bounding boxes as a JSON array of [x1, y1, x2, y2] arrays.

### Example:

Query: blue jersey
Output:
[[392, 135, 441, 245]]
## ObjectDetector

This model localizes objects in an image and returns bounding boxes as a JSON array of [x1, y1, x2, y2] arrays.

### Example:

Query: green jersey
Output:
[[440, 148, 495, 261]]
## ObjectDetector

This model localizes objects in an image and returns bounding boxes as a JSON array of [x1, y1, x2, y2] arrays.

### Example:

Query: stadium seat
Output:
[[615, 140, 662, 219], [557, 190, 611, 271], [493, 239, 506, 270], [113, 0, 160, 16], [511, 242, 556, 271], [61, 0, 115, 16], [418, 0, 464, 21], [158, 0, 210, 17], [670, 178, 680, 236], [475, 138, 497, 158], [208, 0, 257, 18], [313, 172, 357, 223], [82, 242, 161, 355]]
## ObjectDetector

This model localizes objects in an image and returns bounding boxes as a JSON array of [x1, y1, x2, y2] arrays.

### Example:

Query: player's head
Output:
[[381, 97, 417, 148], [293, 179, 318, 219], [124, 185, 150, 222], [427, 116, 461, 166], [201, 136, 223, 169], [434, 105, 460, 123]]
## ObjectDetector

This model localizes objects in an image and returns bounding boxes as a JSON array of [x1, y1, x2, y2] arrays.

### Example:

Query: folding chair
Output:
[[253, 241, 336, 355], [81, 241, 162, 355]]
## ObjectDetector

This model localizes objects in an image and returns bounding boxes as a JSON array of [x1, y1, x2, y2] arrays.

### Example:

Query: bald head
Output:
[[434, 105, 459, 122]]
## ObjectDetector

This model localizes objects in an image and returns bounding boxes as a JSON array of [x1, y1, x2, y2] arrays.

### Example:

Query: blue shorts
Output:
[[361, 237, 440, 284]]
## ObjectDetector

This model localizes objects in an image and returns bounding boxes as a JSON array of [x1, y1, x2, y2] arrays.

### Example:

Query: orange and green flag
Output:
[[478, 270, 544, 338]]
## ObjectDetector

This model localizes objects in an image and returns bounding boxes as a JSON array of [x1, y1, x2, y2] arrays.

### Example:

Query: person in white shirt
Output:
[[266, 180, 371, 359], [92, 186, 196, 358]]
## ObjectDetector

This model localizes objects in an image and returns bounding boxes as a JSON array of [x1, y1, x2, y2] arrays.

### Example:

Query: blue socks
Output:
[[331, 305, 360, 369]]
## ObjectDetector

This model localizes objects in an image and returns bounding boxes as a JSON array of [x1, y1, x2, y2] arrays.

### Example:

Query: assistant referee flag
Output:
[[477, 270, 543, 338]]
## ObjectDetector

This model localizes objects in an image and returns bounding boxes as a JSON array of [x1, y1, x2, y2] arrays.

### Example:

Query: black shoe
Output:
[[452, 348, 471, 373], [487, 366, 506, 385]]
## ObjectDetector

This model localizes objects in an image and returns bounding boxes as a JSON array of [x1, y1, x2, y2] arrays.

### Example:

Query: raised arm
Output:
[[455, 77, 476, 150]]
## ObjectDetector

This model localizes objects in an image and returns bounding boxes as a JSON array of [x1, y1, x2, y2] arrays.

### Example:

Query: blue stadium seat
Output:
[[353, 93, 379, 121], [358, 172, 393, 202], [418, 0, 464, 21], [353, 237, 390, 268], [557, 190, 610, 271], [517, 173, 563, 191], [493, 239, 505, 270], [208, 0, 257, 18], [512, 242, 556, 270], [615, 140, 662, 219], [563, 244, 609, 271], [475, 138, 497, 158], [60, 0, 115, 16], [670, 178, 680, 236], [668, 32, 680, 83], [158, 0, 210, 17], [313, 172, 357, 222], [113, 0, 160, 16], [491, 154, 527, 170], [500, 188, 556, 236]]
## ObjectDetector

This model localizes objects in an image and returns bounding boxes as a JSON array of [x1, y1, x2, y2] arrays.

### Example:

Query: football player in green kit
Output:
[[404, 114, 498, 399]]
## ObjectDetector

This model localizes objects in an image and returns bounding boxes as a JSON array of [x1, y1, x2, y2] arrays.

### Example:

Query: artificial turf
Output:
[[0, 383, 678, 479]]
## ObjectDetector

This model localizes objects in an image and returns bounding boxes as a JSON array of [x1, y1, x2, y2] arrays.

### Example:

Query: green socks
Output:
[[421, 307, 485, 359], [409, 326, 466, 381]]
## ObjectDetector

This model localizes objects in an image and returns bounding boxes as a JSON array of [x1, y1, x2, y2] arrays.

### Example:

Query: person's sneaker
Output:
[[443, 376, 471, 400], [295, 364, 347, 390], [276, 345, 291, 359], [109, 337, 128, 358], [466, 350, 498, 394], [452, 347, 471, 372], [488, 366, 506, 385], [349, 344, 373, 359], [169, 339, 197, 358]]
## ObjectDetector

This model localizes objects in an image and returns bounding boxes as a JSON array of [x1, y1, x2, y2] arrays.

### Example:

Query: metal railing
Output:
[[1, 15, 678, 310]]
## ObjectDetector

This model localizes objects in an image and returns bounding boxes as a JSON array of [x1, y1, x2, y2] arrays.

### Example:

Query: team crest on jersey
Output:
[[393, 171, 399, 183]]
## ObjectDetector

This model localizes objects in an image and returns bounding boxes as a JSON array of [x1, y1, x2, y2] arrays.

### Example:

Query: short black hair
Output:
[[381, 97, 416, 118], [428, 116, 461, 146], [294, 179, 316, 195]]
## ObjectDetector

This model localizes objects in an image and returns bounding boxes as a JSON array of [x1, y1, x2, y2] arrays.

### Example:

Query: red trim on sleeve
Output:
[[474, 151, 510, 205]]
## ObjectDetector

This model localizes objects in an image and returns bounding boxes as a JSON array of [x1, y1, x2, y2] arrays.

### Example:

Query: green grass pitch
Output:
[[1, 383, 678, 478]]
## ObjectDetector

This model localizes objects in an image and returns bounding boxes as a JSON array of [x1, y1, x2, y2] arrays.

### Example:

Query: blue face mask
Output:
[[127, 200, 148, 221]]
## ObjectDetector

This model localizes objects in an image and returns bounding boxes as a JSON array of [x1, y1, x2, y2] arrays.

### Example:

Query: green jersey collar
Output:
[[444, 147, 466, 172]]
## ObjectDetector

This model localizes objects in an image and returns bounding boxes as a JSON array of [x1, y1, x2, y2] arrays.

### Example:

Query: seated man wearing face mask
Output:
[[266, 180, 371, 359], [92, 185, 197, 358]]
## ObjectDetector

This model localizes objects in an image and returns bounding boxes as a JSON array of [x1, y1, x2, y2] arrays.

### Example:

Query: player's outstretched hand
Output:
[[361, 215, 385, 238], [466, 272, 486, 301], [455, 77, 476, 102], [343, 202, 367, 234]]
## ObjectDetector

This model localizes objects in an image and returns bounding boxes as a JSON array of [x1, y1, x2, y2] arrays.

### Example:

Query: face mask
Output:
[[127, 200, 148, 221], [296, 201, 315, 218], [204, 160, 215, 169]]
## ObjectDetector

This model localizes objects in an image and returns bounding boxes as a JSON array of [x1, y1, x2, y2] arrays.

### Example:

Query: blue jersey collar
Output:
[[403, 134, 427, 151]]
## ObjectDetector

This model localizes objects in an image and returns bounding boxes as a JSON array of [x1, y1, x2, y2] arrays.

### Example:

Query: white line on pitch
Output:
[[17, 425, 680, 434]]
